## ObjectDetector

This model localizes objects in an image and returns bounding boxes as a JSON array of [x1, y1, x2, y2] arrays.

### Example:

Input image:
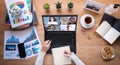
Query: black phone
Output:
[[18, 43, 26, 58]]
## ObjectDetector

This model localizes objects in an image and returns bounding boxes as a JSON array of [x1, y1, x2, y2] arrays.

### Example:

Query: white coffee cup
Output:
[[80, 14, 95, 29]]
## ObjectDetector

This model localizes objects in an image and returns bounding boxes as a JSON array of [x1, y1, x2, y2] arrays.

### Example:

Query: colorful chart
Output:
[[10, 1, 24, 9]]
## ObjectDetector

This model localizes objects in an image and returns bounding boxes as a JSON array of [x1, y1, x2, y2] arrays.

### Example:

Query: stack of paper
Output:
[[5, 0, 38, 29]]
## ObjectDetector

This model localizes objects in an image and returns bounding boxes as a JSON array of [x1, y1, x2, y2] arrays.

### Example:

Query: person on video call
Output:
[[60, 17, 76, 25], [46, 16, 58, 26], [60, 17, 69, 25], [35, 40, 85, 65], [47, 25, 57, 31], [68, 17, 76, 25], [66, 17, 76, 31]]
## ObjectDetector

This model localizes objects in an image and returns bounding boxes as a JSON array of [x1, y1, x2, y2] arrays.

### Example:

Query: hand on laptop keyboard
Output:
[[41, 40, 52, 52]]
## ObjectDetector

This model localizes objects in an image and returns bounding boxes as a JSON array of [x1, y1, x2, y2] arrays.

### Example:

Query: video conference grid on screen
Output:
[[43, 15, 77, 31]]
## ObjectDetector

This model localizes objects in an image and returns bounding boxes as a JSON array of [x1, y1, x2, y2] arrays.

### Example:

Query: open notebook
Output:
[[96, 13, 120, 44]]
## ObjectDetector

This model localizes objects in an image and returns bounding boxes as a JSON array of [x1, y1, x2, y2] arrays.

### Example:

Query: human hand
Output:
[[41, 40, 51, 52], [64, 50, 72, 58]]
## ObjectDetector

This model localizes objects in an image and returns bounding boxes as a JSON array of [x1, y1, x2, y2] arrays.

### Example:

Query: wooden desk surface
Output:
[[0, 0, 120, 65]]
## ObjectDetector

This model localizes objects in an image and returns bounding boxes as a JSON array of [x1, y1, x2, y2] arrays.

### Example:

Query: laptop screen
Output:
[[42, 15, 78, 31]]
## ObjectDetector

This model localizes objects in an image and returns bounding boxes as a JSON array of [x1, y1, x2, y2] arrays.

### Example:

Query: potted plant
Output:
[[43, 3, 50, 11], [55, 2, 62, 11], [68, 2, 73, 10]]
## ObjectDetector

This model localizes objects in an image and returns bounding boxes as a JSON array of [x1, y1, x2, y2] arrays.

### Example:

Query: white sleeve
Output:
[[69, 53, 85, 65], [35, 51, 46, 65]]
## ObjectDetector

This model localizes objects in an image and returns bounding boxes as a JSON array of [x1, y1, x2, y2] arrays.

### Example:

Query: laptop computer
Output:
[[42, 15, 78, 53]]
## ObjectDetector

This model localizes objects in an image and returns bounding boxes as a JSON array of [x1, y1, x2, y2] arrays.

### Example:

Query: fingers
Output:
[[64, 51, 70, 58], [47, 40, 51, 46], [45, 40, 50, 43], [64, 49, 72, 57], [64, 50, 68, 54], [41, 40, 52, 52], [64, 49, 70, 54], [64, 53, 68, 57], [43, 40, 52, 47]]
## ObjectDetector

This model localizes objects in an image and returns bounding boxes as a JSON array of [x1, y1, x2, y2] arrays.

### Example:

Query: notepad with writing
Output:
[[51, 46, 71, 65], [96, 13, 120, 44]]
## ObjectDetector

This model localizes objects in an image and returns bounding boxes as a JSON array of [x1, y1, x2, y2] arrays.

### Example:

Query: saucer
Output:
[[101, 46, 115, 60], [80, 14, 95, 29]]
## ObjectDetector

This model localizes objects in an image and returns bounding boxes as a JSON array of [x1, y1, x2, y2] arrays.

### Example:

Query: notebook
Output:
[[42, 15, 78, 53], [52, 46, 71, 65], [96, 13, 120, 44]]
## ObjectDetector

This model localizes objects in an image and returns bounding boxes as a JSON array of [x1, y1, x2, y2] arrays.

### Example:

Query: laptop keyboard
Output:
[[50, 38, 75, 45], [45, 32, 76, 53], [46, 32, 75, 45]]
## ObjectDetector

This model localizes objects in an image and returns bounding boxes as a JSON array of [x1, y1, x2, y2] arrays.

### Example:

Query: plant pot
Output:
[[45, 9, 50, 12], [55, 2, 62, 11], [68, 2, 73, 11], [68, 8, 72, 11], [43, 3, 50, 12], [57, 8, 61, 11]]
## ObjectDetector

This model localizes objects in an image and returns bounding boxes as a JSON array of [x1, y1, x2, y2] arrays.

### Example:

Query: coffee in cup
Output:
[[80, 14, 95, 29], [85, 17, 92, 24]]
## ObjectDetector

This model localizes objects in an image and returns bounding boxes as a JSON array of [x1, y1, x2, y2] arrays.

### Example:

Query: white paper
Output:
[[4, 27, 41, 59], [52, 46, 71, 65], [103, 28, 120, 44], [96, 21, 111, 37], [5, 0, 32, 28]]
